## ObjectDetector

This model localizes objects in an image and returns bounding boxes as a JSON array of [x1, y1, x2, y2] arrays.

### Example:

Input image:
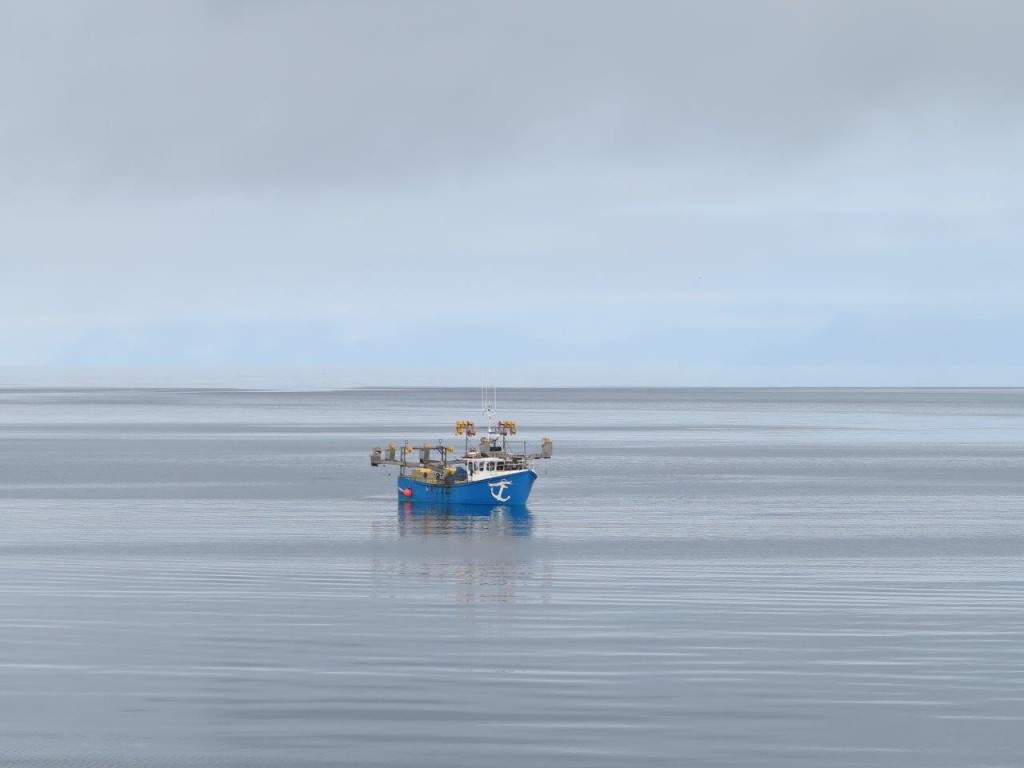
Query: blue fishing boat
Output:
[[370, 397, 553, 506]]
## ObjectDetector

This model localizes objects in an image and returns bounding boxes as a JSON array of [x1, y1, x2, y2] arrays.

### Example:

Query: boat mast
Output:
[[482, 382, 501, 451], [482, 382, 496, 432]]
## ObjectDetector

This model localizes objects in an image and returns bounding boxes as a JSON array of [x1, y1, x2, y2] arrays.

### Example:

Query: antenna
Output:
[[481, 375, 496, 431]]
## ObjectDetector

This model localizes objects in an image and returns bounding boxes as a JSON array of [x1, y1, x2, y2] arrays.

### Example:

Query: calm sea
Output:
[[1, 387, 1022, 767]]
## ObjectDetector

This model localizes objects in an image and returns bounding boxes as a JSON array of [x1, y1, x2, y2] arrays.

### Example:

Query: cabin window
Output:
[[486, 462, 494, 471]]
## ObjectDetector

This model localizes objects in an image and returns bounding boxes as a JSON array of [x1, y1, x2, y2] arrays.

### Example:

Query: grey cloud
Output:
[[2, 0, 1022, 191], [2, 0, 1022, 378]]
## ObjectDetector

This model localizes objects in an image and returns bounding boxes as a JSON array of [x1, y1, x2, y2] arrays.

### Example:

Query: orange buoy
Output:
[[402, 488, 413, 497]]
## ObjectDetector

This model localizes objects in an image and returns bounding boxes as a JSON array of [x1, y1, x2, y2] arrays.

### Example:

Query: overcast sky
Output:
[[1, 1, 1021, 385]]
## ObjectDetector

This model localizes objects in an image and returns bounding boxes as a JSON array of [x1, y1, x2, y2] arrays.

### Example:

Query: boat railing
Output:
[[371, 435, 552, 470]]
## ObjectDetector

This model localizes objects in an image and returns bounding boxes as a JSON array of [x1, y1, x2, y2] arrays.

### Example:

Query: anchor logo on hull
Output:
[[488, 478, 513, 502]]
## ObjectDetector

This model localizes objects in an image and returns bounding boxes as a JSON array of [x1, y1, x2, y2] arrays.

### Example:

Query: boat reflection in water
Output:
[[394, 502, 543, 604], [397, 501, 532, 537]]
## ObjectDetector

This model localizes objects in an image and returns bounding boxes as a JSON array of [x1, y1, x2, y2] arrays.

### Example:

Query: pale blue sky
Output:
[[1, 1, 1021, 385]]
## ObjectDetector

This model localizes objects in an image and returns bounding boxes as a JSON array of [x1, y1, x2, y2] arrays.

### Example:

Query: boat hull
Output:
[[397, 469, 537, 505]]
